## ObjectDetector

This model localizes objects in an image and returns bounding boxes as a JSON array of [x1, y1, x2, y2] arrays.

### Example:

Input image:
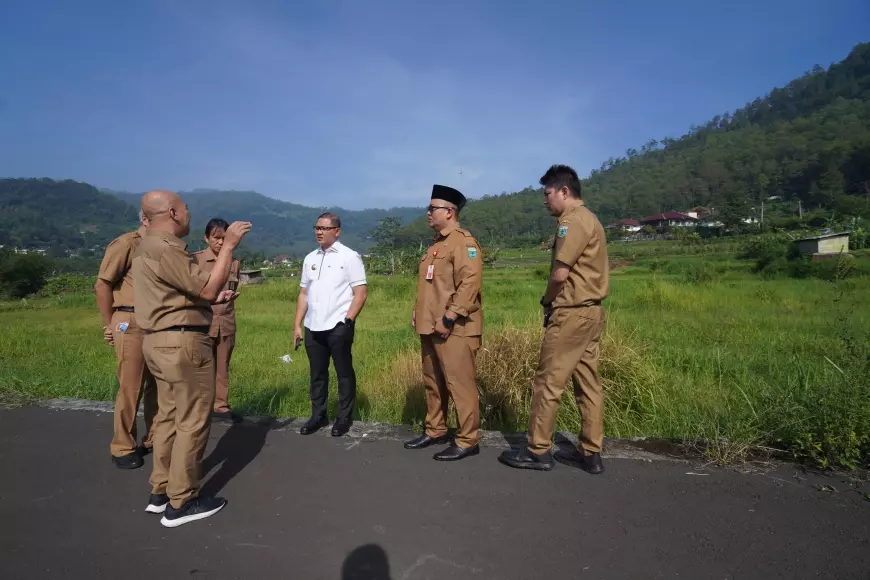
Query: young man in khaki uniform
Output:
[[95, 210, 158, 470], [193, 218, 242, 422], [499, 165, 610, 474], [404, 184, 483, 461], [133, 190, 251, 528]]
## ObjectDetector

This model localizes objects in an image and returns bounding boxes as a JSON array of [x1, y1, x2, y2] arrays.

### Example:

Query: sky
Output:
[[0, 0, 867, 210]]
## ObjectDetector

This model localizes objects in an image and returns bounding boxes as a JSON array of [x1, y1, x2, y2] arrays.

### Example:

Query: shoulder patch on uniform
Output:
[[558, 225, 569, 238], [467, 247, 477, 259]]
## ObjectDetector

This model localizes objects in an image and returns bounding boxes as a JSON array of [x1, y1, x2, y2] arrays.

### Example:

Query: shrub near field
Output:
[[0, 255, 868, 469]]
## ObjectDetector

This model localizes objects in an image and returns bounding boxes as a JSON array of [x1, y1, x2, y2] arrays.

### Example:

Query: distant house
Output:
[[239, 269, 263, 285], [639, 212, 698, 228], [273, 254, 292, 265], [606, 218, 641, 233], [794, 232, 850, 259]]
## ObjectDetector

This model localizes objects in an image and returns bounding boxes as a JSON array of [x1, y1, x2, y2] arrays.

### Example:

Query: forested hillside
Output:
[[111, 189, 423, 256], [0, 180, 422, 257], [0, 179, 138, 255], [3, 43, 868, 257], [392, 42, 870, 246], [582, 42, 870, 227]]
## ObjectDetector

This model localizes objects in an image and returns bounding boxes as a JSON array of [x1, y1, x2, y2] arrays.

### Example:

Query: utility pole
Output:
[[798, 200, 803, 220]]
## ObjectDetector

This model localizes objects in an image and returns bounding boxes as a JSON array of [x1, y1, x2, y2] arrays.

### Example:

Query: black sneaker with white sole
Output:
[[160, 496, 227, 528], [145, 493, 170, 514]]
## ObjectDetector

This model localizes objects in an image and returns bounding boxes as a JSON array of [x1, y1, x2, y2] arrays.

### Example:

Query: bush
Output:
[[738, 235, 789, 266], [38, 274, 95, 297], [0, 252, 52, 299], [682, 262, 715, 285]]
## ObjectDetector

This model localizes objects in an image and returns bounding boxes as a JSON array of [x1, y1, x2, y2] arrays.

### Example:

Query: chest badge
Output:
[[311, 264, 317, 270]]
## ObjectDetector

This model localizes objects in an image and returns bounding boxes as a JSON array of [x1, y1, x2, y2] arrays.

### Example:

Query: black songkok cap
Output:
[[431, 184, 466, 210]]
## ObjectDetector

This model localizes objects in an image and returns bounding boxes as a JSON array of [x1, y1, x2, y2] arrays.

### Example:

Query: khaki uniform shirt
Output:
[[132, 229, 213, 331], [96, 227, 146, 309], [551, 201, 610, 308], [414, 224, 483, 337], [192, 248, 240, 337]]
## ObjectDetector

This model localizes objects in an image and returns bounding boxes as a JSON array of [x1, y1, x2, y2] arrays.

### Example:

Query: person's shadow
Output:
[[200, 417, 290, 496], [341, 544, 391, 580]]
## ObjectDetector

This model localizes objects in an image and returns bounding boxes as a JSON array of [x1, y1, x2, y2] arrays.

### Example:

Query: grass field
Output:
[[1, 243, 868, 469]]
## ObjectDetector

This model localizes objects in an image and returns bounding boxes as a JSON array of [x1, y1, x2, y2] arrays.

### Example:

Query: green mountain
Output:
[[394, 42, 870, 246], [0, 178, 138, 256], [110, 189, 424, 257], [0, 179, 424, 258], [4, 43, 869, 259], [582, 41, 870, 226]]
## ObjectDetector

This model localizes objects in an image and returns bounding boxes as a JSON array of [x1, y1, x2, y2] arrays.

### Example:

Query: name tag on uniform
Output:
[[426, 264, 435, 280]]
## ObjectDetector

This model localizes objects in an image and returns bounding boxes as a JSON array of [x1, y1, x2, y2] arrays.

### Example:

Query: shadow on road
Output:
[[341, 544, 391, 580], [200, 416, 293, 496]]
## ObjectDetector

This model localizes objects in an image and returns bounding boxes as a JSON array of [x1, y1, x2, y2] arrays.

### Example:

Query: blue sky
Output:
[[0, 0, 867, 210]]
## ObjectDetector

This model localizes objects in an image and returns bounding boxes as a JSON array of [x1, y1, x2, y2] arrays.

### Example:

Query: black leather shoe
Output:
[[137, 445, 152, 456], [554, 448, 604, 474], [300, 416, 329, 435], [498, 447, 554, 471], [433, 444, 479, 461], [403, 433, 449, 450], [112, 451, 144, 470], [331, 420, 350, 437]]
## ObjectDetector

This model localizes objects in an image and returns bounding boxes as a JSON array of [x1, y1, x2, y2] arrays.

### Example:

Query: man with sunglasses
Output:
[[294, 213, 368, 437], [404, 185, 483, 461]]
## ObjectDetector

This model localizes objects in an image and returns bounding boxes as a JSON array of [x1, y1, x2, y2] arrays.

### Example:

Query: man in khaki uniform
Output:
[[95, 210, 158, 470], [404, 184, 483, 461], [499, 165, 609, 474], [133, 190, 251, 528], [193, 218, 242, 422]]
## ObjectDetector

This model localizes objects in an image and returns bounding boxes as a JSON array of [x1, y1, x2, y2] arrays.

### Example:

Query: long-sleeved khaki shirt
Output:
[[414, 224, 483, 337]]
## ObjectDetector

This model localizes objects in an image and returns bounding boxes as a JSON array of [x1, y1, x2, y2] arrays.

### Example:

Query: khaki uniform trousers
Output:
[[421, 333, 481, 448], [143, 330, 215, 509], [527, 305, 606, 455], [109, 311, 158, 457], [213, 333, 236, 413]]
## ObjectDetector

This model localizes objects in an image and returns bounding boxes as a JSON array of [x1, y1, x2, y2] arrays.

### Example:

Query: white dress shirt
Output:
[[300, 240, 367, 332]]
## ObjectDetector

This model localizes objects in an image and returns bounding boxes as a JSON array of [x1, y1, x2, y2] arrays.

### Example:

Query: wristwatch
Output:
[[441, 315, 456, 328], [344, 317, 355, 327], [540, 296, 552, 308]]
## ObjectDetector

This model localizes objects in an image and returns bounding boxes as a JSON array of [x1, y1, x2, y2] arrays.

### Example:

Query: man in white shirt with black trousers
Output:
[[293, 212, 368, 437]]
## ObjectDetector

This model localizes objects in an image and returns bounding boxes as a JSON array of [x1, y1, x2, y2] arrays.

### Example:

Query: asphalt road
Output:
[[0, 406, 868, 580]]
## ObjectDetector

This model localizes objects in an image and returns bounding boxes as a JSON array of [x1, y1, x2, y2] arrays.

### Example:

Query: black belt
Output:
[[147, 325, 210, 334], [115, 306, 135, 312]]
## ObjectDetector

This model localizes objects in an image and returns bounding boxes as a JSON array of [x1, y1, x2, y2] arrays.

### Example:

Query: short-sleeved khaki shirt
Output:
[[96, 228, 145, 308], [193, 248, 240, 337], [551, 201, 609, 308], [132, 229, 213, 331], [414, 224, 483, 337]]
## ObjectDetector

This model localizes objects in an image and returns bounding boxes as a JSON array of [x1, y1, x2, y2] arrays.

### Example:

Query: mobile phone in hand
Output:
[[295, 337, 303, 350]]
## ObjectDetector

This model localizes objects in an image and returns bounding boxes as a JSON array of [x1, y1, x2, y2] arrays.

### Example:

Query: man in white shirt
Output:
[[293, 213, 368, 437]]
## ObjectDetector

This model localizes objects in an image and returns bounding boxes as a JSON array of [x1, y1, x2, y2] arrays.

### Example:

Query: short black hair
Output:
[[205, 218, 230, 237], [317, 212, 341, 228], [539, 164, 582, 198]]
